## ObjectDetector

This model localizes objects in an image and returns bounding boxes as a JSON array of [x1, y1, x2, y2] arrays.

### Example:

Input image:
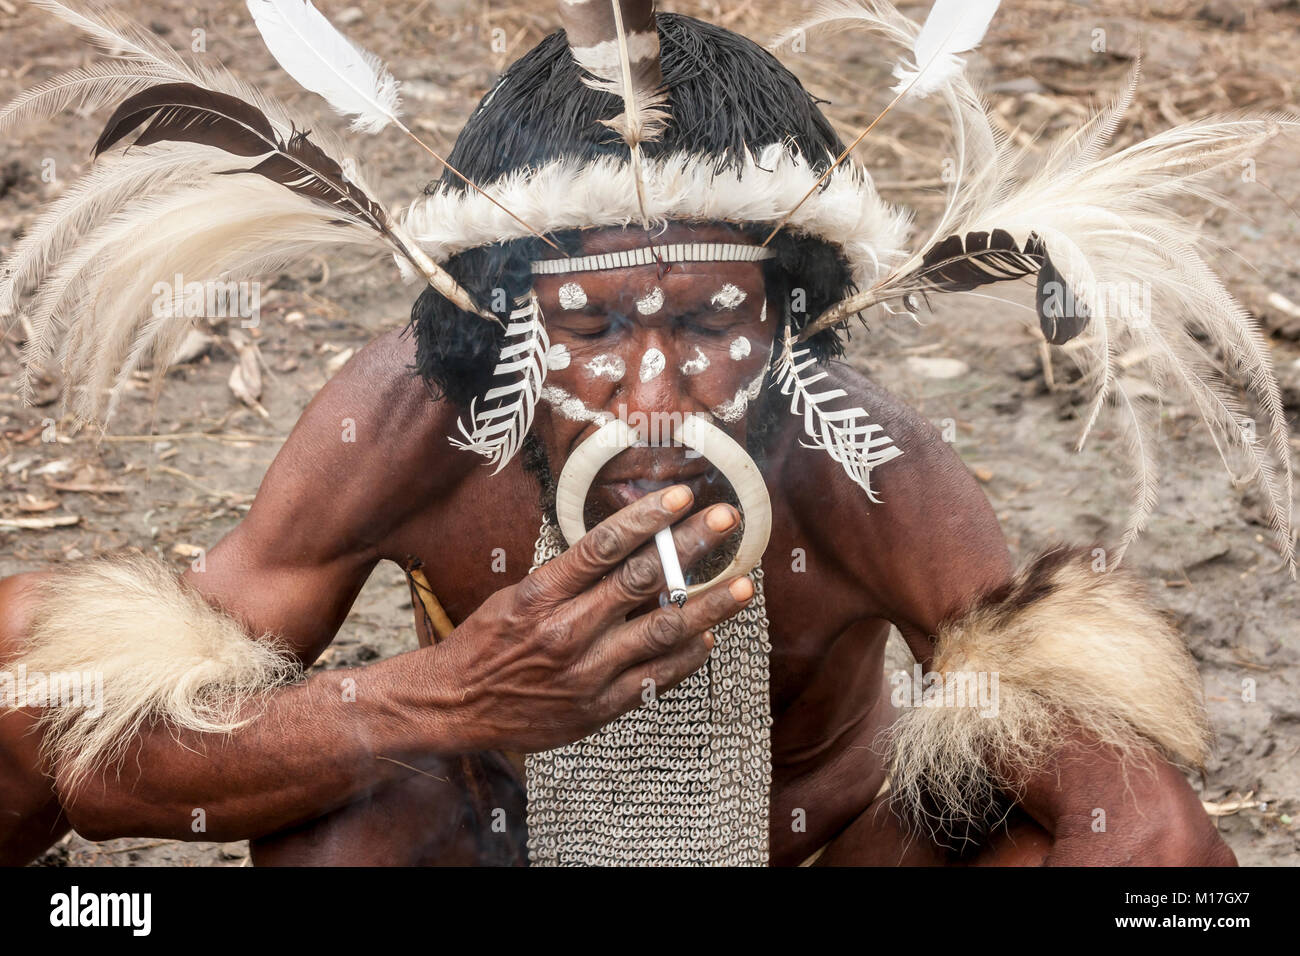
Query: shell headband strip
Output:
[[531, 243, 775, 275]]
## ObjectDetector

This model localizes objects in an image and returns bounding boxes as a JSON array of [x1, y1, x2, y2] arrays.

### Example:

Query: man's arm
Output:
[[44, 336, 753, 841], [56, 334, 445, 838], [178, 332, 443, 666], [829, 368, 1233, 865]]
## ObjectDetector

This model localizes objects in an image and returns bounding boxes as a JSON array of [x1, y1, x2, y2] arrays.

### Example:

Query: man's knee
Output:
[[0, 570, 69, 864], [0, 571, 51, 653]]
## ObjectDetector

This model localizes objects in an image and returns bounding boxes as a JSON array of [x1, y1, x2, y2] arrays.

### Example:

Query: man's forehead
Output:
[[537, 263, 763, 302], [534, 224, 768, 307]]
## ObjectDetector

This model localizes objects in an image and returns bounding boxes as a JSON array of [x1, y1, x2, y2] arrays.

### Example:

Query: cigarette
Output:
[[655, 527, 688, 607]]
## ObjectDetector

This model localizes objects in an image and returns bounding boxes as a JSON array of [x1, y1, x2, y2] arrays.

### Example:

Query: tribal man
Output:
[[1, 0, 1290, 866]]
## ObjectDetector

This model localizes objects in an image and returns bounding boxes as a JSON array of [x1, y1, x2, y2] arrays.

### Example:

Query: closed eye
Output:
[[679, 315, 735, 337], [553, 310, 633, 339], [567, 326, 612, 340]]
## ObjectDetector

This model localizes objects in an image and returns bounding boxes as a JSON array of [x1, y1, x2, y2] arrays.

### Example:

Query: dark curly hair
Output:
[[407, 13, 858, 409]]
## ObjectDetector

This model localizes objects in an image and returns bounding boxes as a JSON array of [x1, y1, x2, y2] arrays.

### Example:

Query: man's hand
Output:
[[427, 485, 754, 754]]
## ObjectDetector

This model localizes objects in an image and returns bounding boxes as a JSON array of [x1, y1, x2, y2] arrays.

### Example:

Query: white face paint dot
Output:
[[636, 287, 665, 316], [541, 386, 612, 426], [760, 299, 767, 323], [639, 348, 666, 383], [711, 284, 747, 310], [729, 336, 752, 361], [710, 368, 768, 424], [585, 354, 626, 382], [546, 343, 571, 371], [558, 282, 587, 311], [680, 347, 710, 376]]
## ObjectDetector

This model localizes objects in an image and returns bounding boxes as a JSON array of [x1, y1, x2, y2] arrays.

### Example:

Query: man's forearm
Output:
[[56, 648, 467, 843]]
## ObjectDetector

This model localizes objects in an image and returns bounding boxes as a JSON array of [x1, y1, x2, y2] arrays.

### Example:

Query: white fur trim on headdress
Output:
[[885, 546, 1210, 842], [7, 553, 300, 789], [401, 145, 912, 288]]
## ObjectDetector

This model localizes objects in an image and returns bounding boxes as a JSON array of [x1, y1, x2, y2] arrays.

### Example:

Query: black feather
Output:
[[92, 82, 408, 253], [93, 83, 277, 158], [917, 230, 1090, 344], [1033, 240, 1091, 345]]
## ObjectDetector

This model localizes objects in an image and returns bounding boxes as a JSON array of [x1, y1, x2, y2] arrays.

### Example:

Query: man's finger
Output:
[[596, 575, 754, 676], [520, 485, 694, 603], [602, 628, 716, 718], [573, 503, 740, 623]]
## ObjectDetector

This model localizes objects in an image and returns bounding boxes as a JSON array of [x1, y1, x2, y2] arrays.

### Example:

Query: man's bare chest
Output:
[[385, 468, 889, 717]]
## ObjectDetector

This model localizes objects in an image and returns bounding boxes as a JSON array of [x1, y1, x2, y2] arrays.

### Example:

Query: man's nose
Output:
[[618, 334, 693, 416]]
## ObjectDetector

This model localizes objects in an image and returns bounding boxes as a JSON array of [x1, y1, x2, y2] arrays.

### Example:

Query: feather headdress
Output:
[[2, 0, 1294, 572], [0, 0, 529, 423]]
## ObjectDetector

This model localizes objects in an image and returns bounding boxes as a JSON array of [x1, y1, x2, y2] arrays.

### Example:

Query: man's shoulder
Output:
[[776, 359, 970, 506], [296, 328, 460, 454], [245, 329, 473, 553], [775, 360, 1012, 628]]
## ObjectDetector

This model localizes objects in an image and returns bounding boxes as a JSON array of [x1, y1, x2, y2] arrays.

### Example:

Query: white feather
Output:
[[821, 96, 1297, 571], [774, 329, 903, 502], [29, 0, 192, 78], [0, 62, 175, 138], [1, 146, 226, 321], [771, 1, 1001, 280], [12, 1, 306, 138], [892, 0, 1001, 98], [244, 0, 401, 135], [16, 177, 380, 424], [1110, 381, 1160, 567], [450, 294, 550, 474]]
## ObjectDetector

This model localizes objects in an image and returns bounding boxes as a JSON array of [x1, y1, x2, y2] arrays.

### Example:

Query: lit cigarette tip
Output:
[[654, 526, 688, 607]]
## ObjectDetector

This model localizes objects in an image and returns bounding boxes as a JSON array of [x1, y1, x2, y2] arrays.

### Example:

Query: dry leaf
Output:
[[17, 498, 61, 512], [0, 515, 80, 530]]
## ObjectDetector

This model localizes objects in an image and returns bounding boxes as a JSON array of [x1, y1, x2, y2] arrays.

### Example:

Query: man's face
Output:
[[531, 223, 776, 521]]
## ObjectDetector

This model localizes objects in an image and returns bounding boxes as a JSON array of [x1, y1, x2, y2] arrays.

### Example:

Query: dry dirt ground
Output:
[[1, 0, 1297, 866]]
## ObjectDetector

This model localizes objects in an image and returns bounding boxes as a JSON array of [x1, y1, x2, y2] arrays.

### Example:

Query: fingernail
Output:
[[702, 631, 715, 649], [663, 485, 692, 512], [729, 576, 754, 602], [706, 504, 737, 532]]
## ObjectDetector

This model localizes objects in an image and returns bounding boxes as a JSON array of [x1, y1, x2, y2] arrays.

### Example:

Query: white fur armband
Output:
[[6, 554, 300, 787], [885, 547, 1211, 840]]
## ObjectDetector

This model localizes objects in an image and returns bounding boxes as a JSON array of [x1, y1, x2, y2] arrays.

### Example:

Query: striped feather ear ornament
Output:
[[556, 0, 669, 225], [774, 328, 903, 502], [450, 294, 551, 474]]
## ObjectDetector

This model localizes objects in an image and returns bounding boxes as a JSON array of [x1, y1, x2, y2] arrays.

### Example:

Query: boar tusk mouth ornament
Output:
[[555, 415, 773, 599]]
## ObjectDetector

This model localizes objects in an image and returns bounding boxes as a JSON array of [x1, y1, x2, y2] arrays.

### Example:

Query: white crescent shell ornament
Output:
[[555, 415, 773, 599]]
